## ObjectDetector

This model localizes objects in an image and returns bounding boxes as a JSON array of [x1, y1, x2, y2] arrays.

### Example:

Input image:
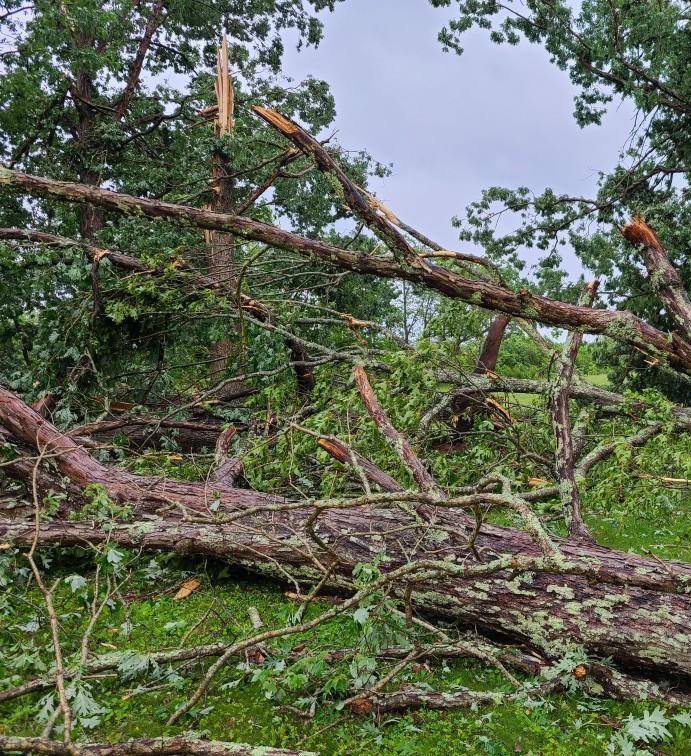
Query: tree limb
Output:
[[2, 169, 690, 372]]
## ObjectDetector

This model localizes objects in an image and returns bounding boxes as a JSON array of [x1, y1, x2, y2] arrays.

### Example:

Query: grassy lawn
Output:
[[584, 374, 610, 388], [2, 493, 691, 755]]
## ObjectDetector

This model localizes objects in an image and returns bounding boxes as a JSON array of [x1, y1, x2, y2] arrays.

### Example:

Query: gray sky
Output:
[[282, 0, 633, 275]]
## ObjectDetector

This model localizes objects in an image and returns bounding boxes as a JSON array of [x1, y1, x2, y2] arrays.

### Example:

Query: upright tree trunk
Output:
[[206, 35, 236, 380], [452, 313, 511, 434]]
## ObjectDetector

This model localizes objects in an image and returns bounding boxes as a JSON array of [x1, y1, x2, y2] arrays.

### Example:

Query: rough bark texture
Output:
[[622, 215, 691, 342], [68, 416, 227, 453], [206, 34, 236, 379], [549, 282, 597, 542], [0, 735, 314, 755], [2, 384, 691, 687], [2, 167, 691, 373]]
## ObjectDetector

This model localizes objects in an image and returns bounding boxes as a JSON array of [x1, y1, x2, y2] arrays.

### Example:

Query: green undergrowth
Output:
[[2, 509, 691, 756]]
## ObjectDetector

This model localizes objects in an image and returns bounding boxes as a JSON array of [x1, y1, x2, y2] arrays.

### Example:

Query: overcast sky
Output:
[[281, 0, 634, 276]]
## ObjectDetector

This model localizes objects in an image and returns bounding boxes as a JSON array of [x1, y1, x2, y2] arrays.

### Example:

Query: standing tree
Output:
[[431, 0, 691, 397]]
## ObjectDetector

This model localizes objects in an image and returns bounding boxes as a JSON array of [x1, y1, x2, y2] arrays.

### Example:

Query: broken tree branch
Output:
[[622, 215, 691, 342], [2, 168, 690, 372], [353, 365, 444, 498], [3, 384, 691, 683]]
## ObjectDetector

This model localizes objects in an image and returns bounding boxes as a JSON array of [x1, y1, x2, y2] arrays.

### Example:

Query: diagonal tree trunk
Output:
[[3, 164, 690, 373], [451, 313, 511, 434], [622, 215, 691, 342], [2, 383, 691, 690]]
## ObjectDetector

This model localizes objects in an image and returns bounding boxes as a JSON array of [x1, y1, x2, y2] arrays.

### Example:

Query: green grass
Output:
[[2, 514, 691, 756], [584, 373, 610, 388]]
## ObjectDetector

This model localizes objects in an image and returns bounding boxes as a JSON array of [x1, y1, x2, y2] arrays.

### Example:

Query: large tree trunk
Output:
[[206, 35, 236, 380], [1, 385, 691, 689]]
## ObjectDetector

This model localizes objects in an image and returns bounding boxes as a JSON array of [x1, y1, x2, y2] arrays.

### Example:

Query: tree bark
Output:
[[0, 735, 313, 755], [2, 167, 691, 374], [2, 385, 691, 686], [451, 313, 511, 433], [549, 282, 597, 541], [206, 35, 236, 380], [68, 416, 227, 453]]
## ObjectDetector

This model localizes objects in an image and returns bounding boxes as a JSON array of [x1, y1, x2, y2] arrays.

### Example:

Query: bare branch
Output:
[[549, 281, 598, 542]]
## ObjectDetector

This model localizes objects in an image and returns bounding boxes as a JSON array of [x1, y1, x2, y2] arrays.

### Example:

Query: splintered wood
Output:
[[215, 33, 234, 138]]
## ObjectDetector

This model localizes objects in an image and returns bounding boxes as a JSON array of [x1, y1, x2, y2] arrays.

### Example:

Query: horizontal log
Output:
[[69, 417, 226, 453], [2, 383, 691, 686], [3, 512, 691, 686], [0, 736, 314, 755], [2, 167, 690, 373]]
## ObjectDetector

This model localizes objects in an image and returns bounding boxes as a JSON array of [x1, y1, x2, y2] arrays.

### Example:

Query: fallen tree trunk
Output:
[[0, 736, 315, 755], [2, 514, 691, 688], [2, 383, 691, 689], [2, 166, 691, 373], [68, 416, 227, 453]]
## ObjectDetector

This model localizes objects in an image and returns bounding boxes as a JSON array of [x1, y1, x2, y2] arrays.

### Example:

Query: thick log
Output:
[[2, 384, 691, 685], [622, 216, 691, 342], [3, 514, 691, 686], [69, 417, 225, 453], [2, 168, 691, 373]]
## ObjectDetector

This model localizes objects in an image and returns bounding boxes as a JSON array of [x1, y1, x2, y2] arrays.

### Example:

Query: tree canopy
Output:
[[1, 2, 691, 755]]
